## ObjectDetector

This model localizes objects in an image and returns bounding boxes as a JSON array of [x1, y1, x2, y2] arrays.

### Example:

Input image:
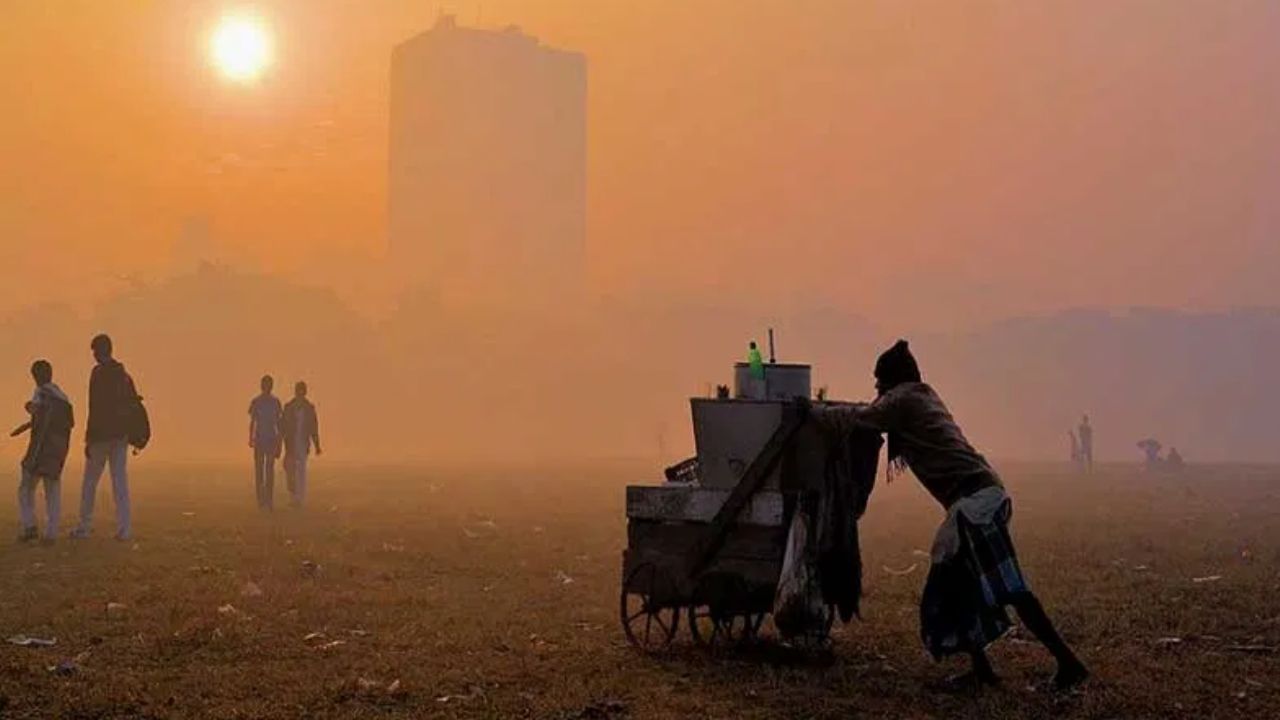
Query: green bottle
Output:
[[747, 341, 765, 380]]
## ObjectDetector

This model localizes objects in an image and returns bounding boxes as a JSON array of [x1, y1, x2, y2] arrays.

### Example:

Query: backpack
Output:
[[128, 394, 151, 450]]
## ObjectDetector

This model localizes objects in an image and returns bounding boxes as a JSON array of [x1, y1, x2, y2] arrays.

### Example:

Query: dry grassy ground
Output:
[[0, 460, 1277, 719]]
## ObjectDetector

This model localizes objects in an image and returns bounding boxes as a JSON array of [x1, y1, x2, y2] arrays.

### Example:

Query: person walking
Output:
[[281, 381, 321, 509], [810, 340, 1088, 691], [1068, 429, 1081, 473], [71, 334, 141, 541], [12, 360, 74, 543], [1078, 415, 1094, 473], [248, 375, 283, 511]]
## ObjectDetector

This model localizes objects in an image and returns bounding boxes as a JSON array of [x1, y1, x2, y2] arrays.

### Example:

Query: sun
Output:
[[211, 15, 273, 82]]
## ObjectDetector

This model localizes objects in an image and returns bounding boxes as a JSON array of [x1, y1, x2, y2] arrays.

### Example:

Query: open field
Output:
[[0, 460, 1277, 719]]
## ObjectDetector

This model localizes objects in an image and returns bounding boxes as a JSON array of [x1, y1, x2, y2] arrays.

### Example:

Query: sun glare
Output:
[[211, 15, 273, 82]]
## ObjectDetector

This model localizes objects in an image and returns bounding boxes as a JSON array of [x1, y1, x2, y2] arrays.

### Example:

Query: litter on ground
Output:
[[7, 635, 57, 648]]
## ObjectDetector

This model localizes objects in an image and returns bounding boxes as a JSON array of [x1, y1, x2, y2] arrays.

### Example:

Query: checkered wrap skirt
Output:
[[920, 491, 1030, 659]]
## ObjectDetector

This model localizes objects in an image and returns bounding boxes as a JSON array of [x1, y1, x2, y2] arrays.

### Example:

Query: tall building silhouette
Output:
[[389, 16, 587, 308]]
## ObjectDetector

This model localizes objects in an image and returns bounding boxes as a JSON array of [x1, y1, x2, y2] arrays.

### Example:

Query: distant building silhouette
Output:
[[389, 15, 587, 308]]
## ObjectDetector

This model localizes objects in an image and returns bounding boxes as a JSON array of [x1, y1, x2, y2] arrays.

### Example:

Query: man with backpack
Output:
[[71, 334, 146, 541], [12, 360, 74, 543]]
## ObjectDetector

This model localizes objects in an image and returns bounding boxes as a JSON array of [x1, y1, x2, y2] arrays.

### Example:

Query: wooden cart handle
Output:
[[685, 409, 805, 578]]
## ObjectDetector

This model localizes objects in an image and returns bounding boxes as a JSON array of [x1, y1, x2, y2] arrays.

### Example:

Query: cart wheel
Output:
[[620, 562, 681, 652], [688, 606, 766, 648], [687, 574, 763, 649]]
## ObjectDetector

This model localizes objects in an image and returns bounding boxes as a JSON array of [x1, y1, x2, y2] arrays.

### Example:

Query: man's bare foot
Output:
[[935, 670, 1002, 693], [1053, 660, 1089, 691]]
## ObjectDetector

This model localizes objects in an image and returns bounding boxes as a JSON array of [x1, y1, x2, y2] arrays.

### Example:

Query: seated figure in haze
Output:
[[281, 381, 321, 509], [1137, 438, 1163, 471], [248, 375, 283, 511], [808, 340, 1088, 691]]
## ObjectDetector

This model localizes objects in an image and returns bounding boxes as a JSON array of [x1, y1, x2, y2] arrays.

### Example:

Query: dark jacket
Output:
[[281, 397, 319, 459], [23, 384, 75, 477], [86, 360, 138, 444], [817, 383, 1001, 508]]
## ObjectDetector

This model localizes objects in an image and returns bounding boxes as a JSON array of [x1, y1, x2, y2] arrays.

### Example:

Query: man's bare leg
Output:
[[970, 648, 1001, 685], [1009, 591, 1089, 689]]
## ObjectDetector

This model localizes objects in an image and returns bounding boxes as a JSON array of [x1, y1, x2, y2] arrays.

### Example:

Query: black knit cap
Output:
[[874, 339, 921, 390]]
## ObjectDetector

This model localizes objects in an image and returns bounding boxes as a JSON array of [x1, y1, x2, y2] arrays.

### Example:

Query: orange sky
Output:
[[2, 0, 1278, 328]]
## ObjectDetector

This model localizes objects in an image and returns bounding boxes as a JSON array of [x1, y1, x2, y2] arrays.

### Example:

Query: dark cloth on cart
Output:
[[774, 420, 881, 634], [816, 424, 882, 622], [919, 485, 1029, 659]]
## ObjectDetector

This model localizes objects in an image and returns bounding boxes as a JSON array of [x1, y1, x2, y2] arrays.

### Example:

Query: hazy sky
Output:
[[2, 1, 1278, 328]]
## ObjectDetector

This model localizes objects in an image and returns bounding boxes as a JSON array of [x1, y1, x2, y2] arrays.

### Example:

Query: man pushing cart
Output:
[[620, 338, 1089, 693]]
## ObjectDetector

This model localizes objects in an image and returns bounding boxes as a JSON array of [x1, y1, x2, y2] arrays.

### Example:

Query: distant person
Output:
[[1068, 429, 1081, 472], [1077, 415, 1094, 473], [1166, 446, 1185, 470], [71, 334, 141, 541], [248, 375, 283, 511], [281, 381, 321, 509], [1137, 438, 1163, 471], [12, 360, 74, 543], [809, 340, 1088, 691]]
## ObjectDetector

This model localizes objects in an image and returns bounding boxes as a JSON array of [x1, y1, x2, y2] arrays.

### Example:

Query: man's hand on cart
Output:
[[790, 396, 812, 421]]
